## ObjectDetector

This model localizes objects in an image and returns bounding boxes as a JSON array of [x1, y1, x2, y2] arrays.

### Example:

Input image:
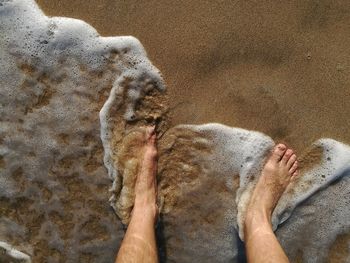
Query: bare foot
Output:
[[133, 126, 158, 220], [245, 144, 298, 229]]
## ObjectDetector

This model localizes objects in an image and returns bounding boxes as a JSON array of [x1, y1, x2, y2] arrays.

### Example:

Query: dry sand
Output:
[[36, 0, 350, 153]]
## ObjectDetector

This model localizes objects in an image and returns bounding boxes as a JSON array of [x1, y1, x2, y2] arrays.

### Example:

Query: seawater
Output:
[[0, 0, 349, 262]]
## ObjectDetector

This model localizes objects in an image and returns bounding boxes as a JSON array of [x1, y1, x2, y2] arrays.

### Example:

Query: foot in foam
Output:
[[133, 126, 159, 220], [245, 144, 298, 226]]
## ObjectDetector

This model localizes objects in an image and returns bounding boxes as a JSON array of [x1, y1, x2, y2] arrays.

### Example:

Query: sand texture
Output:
[[36, 0, 350, 151], [1, 0, 349, 262]]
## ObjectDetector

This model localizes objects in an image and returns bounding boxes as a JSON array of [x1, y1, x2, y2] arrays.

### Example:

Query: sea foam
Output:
[[1, 0, 164, 261], [1, 0, 349, 262], [0, 241, 31, 263], [99, 38, 350, 261], [101, 89, 350, 261]]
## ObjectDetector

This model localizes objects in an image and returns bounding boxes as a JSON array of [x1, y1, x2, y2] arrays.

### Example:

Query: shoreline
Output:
[[36, 0, 350, 152]]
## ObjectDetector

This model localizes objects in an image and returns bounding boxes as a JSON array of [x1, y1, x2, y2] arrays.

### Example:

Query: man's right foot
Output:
[[245, 144, 298, 227], [133, 126, 159, 221]]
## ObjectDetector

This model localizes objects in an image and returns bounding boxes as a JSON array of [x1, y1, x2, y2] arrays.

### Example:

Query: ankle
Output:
[[133, 200, 158, 221], [246, 193, 273, 224], [244, 216, 273, 243], [244, 223, 275, 245], [245, 207, 272, 233], [134, 191, 157, 207]]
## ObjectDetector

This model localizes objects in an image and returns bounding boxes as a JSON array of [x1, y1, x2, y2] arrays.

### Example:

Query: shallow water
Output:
[[1, 1, 349, 262]]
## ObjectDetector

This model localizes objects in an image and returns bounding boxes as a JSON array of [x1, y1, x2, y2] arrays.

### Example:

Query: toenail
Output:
[[278, 144, 286, 150]]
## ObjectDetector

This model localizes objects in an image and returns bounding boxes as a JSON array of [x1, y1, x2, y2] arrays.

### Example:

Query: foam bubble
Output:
[[102, 101, 350, 247], [0, 241, 31, 263], [2, 0, 349, 261], [1, 0, 165, 261], [272, 139, 350, 229], [172, 125, 350, 240]]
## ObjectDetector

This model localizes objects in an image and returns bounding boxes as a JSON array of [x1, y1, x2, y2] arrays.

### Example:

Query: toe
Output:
[[271, 143, 287, 162], [146, 126, 155, 137], [146, 126, 156, 143], [291, 170, 298, 180], [289, 161, 298, 174], [282, 149, 294, 164], [287, 154, 297, 169]]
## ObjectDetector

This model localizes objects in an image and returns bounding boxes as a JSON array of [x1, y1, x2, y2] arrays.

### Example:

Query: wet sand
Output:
[[12, 1, 346, 262], [36, 0, 350, 153]]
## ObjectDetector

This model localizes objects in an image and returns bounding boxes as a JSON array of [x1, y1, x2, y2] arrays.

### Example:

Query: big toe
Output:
[[271, 143, 287, 162], [145, 126, 156, 144]]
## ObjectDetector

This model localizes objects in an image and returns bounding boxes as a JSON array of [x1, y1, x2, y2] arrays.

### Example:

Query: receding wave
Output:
[[1, 1, 349, 263]]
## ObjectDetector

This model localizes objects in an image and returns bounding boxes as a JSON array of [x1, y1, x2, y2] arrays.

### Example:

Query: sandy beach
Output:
[[0, 1, 348, 262], [36, 0, 350, 153]]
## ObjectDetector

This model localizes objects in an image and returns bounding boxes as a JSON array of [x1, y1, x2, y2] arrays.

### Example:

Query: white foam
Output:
[[179, 124, 350, 240], [1, 0, 165, 190], [99, 72, 165, 191], [2, 0, 349, 261], [101, 71, 350, 244], [1, 0, 164, 260], [272, 139, 350, 229], [0, 241, 31, 263]]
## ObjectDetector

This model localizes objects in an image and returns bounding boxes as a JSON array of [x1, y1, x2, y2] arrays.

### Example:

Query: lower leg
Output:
[[245, 144, 298, 263], [116, 127, 159, 263], [245, 210, 289, 263], [116, 208, 158, 263]]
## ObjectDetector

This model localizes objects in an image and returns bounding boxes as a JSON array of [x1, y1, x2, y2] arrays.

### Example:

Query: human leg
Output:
[[244, 144, 298, 263], [115, 127, 159, 263]]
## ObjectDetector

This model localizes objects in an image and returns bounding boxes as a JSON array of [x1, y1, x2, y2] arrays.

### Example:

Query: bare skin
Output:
[[115, 126, 159, 263], [245, 143, 298, 263], [115, 134, 298, 263]]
